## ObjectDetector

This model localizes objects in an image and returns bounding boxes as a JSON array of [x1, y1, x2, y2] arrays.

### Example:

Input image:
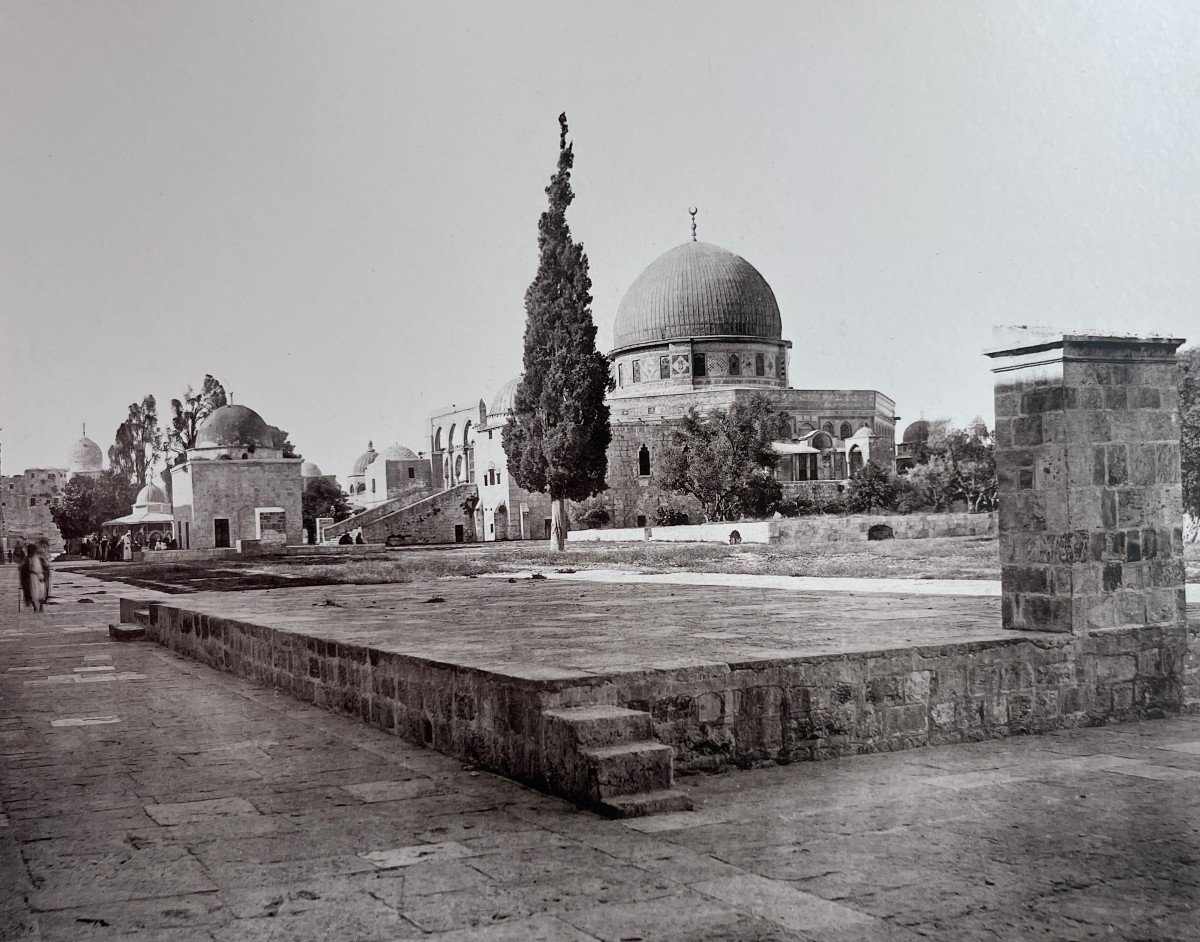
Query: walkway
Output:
[[1, 569, 1197, 941]]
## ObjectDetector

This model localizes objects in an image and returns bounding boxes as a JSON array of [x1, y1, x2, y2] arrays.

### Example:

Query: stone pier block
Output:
[[988, 333, 1186, 635]]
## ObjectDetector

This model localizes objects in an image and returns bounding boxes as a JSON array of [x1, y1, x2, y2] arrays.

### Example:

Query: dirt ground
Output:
[[63, 535, 1199, 594]]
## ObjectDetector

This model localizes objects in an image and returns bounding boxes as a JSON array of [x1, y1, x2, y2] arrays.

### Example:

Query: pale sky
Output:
[[2, 1, 1197, 484]]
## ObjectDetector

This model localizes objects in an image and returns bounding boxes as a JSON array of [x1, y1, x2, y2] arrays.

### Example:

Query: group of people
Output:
[[12, 542, 51, 613], [80, 533, 178, 561], [337, 531, 366, 545]]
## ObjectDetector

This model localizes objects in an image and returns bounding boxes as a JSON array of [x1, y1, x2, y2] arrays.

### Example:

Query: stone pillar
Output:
[[988, 333, 1186, 635]]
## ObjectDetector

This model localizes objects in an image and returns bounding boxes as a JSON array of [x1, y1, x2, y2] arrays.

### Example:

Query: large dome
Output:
[[612, 242, 782, 351], [301, 461, 324, 477], [195, 404, 275, 450], [69, 434, 103, 473]]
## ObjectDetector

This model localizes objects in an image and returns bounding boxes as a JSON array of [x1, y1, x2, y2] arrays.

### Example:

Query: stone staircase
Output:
[[541, 705, 692, 818]]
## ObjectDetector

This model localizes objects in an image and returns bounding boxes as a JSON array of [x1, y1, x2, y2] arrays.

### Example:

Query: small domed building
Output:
[[101, 481, 174, 548], [362, 443, 430, 507], [345, 442, 379, 507], [169, 403, 303, 549]]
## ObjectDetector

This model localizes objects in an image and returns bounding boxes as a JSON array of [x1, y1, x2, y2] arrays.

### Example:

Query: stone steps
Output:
[[541, 704, 693, 817], [598, 788, 695, 819]]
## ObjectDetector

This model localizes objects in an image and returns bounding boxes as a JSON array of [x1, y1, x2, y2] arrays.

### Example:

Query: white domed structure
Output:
[[376, 444, 419, 463], [352, 442, 378, 476], [69, 425, 104, 476], [301, 461, 323, 478]]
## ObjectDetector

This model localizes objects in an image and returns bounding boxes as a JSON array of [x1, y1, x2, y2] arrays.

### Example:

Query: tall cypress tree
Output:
[[504, 113, 613, 550]]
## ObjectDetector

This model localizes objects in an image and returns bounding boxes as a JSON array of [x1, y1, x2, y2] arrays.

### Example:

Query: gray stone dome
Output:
[[612, 242, 782, 352], [376, 444, 419, 462], [196, 405, 275, 449], [489, 377, 520, 417], [301, 461, 323, 477]]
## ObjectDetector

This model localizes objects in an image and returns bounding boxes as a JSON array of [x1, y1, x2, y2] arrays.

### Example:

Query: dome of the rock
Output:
[[612, 241, 782, 352], [195, 405, 275, 450]]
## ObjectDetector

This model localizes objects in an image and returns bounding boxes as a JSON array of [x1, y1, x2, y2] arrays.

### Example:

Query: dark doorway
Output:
[[213, 518, 230, 548], [454, 524, 464, 543], [544, 519, 552, 540]]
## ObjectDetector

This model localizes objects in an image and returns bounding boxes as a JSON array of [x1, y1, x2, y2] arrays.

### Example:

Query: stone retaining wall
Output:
[[142, 599, 1186, 797]]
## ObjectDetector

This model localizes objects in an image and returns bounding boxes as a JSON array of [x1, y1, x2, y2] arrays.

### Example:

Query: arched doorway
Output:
[[849, 446, 864, 475], [494, 504, 509, 541]]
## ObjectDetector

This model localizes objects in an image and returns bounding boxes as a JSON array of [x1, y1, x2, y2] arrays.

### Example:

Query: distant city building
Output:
[[68, 425, 104, 477], [344, 442, 378, 507], [0, 467, 68, 556], [169, 404, 302, 550]]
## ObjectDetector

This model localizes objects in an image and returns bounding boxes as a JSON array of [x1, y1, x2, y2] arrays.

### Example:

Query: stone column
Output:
[[988, 333, 1186, 635]]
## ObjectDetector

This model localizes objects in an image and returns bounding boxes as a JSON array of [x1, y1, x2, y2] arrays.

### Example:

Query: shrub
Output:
[[654, 504, 691, 526], [570, 496, 610, 530]]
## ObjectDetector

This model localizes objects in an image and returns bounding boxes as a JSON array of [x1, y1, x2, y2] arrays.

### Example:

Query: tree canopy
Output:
[[165, 374, 227, 464], [899, 421, 997, 513], [108, 396, 161, 487], [50, 470, 139, 541], [301, 478, 351, 542], [503, 113, 612, 549], [658, 394, 789, 521]]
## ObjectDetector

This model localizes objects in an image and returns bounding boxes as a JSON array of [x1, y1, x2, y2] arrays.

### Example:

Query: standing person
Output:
[[18, 543, 49, 612]]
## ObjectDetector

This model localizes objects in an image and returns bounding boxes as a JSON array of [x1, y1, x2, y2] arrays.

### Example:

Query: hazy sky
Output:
[[3, 1, 1197, 484]]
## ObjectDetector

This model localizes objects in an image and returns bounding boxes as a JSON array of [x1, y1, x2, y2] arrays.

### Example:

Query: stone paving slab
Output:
[[1, 568, 1198, 940]]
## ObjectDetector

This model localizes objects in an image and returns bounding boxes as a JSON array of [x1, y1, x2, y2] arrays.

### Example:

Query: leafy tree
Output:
[[571, 496, 610, 530], [51, 470, 139, 540], [897, 421, 997, 513], [844, 462, 900, 514], [653, 503, 690, 526], [165, 375, 227, 464], [504, 114, 613, 550], [108, 396, 161, 486], [302, 478, 351, 543], [267, 425, 298, 458], [1180, 346, 1200, 528], [738, 472, 783, 519], [659, 394, 788, 521]]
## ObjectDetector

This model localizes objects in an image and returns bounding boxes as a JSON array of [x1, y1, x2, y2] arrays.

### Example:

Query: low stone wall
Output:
[[569, 513, 995, 546], [139, 596, 1187, 806], [143, 547, 240, 564], [568, 522, 772, 545], [773, 511, 997, 544], [606, 624, 1185, 771]]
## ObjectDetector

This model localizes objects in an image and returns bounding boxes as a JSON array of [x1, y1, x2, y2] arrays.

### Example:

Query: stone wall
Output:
[[321, 483, 433, 541], [1, 470, 68, 555], [171, 457, 303, 549], [141, 598, 1186, 797], [365, 483, 478, 545], [773, 511, 997, 544]]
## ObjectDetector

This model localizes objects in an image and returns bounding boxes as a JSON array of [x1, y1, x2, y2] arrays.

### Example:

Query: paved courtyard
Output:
[[2, 569, 1198, 941]]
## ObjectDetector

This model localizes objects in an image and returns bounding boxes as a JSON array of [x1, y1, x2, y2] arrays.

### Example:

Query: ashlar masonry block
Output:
[[987, 333, 1186, 636]]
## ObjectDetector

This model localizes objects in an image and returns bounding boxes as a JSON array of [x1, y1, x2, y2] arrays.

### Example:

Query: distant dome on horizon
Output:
[[351, 442, 378, 476], [301, 461, 324, 477], [612, 241, 782, 352], [69, 432, 103, 473]]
